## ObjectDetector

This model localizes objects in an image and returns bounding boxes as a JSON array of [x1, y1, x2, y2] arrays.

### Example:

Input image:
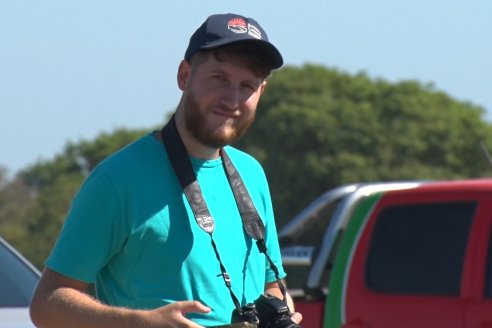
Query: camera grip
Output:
[[208, 322, 257, 328]]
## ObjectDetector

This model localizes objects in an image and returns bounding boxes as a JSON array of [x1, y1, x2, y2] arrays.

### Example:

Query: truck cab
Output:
[[280, 179, 492, 327]]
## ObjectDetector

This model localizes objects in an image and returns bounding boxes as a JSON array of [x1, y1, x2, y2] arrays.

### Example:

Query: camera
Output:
[[232, 293, 301, 328]]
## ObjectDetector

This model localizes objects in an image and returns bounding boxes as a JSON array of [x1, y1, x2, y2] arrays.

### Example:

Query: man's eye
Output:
[[242, 83, 257, 92], [212, 75, 226, 83]]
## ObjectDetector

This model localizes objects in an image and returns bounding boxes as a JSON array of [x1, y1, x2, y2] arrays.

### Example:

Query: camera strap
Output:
[[160, 115, 287, 309]]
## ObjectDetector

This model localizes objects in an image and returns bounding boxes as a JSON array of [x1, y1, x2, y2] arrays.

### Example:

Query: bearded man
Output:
[[30, 13, 302, 328]]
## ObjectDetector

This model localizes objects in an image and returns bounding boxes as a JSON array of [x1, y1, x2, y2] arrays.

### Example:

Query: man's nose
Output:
[[220, 85, 241, 110]]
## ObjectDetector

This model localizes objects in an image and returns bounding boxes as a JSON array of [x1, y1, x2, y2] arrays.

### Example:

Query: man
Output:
[[30, 13, 302, 327]]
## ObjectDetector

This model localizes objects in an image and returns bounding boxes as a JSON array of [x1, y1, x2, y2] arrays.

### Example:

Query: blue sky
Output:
[[1, 0, 491, 176]]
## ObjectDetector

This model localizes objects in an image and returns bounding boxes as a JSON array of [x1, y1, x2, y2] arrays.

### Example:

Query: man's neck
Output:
[[177, 126, 220, 160], [155, 116, 220, 160]]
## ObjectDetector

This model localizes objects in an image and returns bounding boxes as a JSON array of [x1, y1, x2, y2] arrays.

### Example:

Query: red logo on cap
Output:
[[228, 18, 248, 34]]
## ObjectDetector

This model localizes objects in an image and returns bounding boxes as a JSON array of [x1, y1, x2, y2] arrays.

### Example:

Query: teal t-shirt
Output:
[[46, 133, 286, 326]]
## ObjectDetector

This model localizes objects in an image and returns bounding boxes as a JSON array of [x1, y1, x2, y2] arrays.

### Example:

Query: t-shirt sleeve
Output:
[[46, 166, 128, 283], [264, 211, 286, 283], [258, 172, 286, 284]]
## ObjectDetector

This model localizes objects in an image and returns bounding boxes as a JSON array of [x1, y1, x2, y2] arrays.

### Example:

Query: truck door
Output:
[[342, 192, 480, 328], [464, 196, 492, 328]]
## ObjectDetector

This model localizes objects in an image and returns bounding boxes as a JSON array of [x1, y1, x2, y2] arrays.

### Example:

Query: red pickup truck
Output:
[[280, 179, 492, 328]]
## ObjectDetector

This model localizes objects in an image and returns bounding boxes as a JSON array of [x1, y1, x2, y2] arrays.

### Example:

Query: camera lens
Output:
[[231, 303, 260, 325], [254, 294, 301, 328]]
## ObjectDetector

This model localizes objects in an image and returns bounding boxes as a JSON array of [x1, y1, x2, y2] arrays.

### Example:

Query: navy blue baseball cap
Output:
[[184, 13, 283, 69]]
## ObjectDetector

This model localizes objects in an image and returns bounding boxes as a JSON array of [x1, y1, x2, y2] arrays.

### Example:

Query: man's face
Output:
[[178, 52, 266, 149]]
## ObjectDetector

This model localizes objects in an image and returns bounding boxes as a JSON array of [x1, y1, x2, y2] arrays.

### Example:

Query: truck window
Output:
[[281, 199, 342, 295], [486, 227, 492, 297], [365, 202, 476, 296]]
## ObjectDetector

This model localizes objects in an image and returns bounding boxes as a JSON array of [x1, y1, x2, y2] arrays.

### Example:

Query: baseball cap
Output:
[[184, 13, 283, 69]]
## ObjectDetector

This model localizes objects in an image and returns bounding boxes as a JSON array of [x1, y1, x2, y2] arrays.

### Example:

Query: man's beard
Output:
[[183, 91, 256, 149]]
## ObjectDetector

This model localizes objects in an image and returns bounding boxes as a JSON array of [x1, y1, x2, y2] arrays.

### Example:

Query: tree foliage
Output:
[[2, 64, 492, 267], [0, 129, 149, 268], [234, 64, 492, 224]]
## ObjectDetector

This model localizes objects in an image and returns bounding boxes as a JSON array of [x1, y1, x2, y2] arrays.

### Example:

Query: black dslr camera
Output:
[[232, 293, 301, 328]]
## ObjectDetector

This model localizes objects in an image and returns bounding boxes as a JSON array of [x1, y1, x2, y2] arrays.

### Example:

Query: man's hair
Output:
[[189, 43, 273, 79]]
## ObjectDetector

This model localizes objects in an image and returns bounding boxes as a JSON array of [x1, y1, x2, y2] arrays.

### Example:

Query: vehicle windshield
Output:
[[0, 240, 40, 307]]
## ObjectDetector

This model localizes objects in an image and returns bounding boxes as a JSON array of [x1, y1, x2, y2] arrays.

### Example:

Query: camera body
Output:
[[231, 293, 300, 328]]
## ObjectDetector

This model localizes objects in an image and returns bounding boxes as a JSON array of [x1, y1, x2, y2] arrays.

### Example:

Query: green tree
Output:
[[235, 65, 492, 225], [2, 128, 150, 268], [0, 168, 37, 254], [3, 64, 492, 267]]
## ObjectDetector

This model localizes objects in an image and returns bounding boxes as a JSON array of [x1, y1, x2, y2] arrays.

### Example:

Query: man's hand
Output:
[[30, 268, 211, 328], [264, 281, 303, 325], [290, 311, 303, 325], [144, 301, 211, 327]]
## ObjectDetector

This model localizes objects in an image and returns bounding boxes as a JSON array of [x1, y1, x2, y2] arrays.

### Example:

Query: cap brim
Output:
[[200, 38, 283, 69]]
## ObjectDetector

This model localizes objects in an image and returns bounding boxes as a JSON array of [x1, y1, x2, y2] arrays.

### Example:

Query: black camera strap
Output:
[[221, 150, 287, 301], [160, 115, 287, 310]]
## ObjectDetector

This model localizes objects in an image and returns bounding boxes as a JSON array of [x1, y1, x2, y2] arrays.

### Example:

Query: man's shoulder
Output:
[[223, 146, 266, 178], [96, 132, 159, 174], [90, 133, 159, 183], [223, 146, 260, 165]]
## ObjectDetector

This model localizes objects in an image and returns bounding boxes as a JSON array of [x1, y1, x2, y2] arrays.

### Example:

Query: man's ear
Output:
[[259, 80, 267, 95], [177, 60, 191, 91]]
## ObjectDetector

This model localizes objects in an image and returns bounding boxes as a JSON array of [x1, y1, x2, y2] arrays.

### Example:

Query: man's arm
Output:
[[30, 268, 210, 328], [264, 280, 302, 324]]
